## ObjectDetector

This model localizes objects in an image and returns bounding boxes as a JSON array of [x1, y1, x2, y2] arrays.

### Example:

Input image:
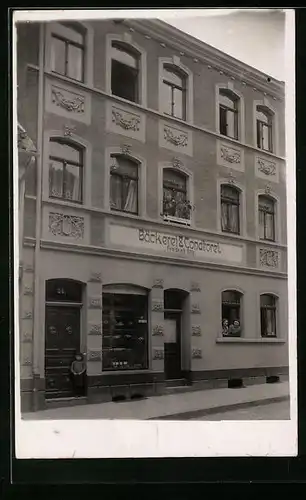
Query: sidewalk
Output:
[[22, 381, 290, 421]]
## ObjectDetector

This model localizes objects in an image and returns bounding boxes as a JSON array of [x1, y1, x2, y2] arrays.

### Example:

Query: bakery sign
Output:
[[109, 224, 244, 264]]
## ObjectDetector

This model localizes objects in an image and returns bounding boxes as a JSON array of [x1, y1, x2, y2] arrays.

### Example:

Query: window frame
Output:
[[260, 293, 277, 338], [253, 99, 278, 155], [258, 194, 276, 242], [219, 89, 239, 140], [256, 105, 273, 152], [51, 30, 85, 83], [220, 184, 241, 235], [109, 154, 140, 215], [221, 289, 243, 338], [159, 163, 194, 227], [162, 64, 187, 120], [110, 41, 140, 103]]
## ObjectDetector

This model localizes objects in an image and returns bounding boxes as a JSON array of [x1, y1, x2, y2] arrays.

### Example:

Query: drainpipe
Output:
[[32, 23, 45, 401]]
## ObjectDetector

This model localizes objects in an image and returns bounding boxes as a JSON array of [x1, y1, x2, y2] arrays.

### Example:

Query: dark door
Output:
[[45, 306, 81, 399], [164, 312, 182, 380]]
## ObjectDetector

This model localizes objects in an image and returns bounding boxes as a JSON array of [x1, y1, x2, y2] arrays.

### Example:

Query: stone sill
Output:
[[216, 337, 286, 344]]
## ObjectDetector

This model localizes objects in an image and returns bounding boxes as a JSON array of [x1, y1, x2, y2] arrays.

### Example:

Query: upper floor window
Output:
[[258, 195, 275, 241], [163, 168, 191, 223], [256, 106, 273, 152], [221, 290, 242, 337], [260, 294, 277, 337], [161, 65, 186, 120], [110, 155, 139, 215], [219, 89, 239, 140], [111, 42, 140, 103], [221, 185, 240, 235], [49, 138, 83, 203], [51, 22, 85, 82]]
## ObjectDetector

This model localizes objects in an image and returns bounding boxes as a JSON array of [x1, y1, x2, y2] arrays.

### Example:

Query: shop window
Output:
[[256, 105, 273, 152], [50, 22, 85, 82], [161, 64, 186, 120], [111, 42, 140, 103], [102, 291, 148, 371], [221, 290, 242, 337], [260, 294, 277, 337], [221, 184, 240, 234], [49, 138, 84, 203], [219, 89, 239, 140], [258, 195, 275, 241], [163, 168, 191, 224], [110, 155, 139, 214]]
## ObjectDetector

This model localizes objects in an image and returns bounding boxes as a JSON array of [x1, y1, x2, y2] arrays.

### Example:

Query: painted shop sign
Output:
[[110, 224, 244, 264]]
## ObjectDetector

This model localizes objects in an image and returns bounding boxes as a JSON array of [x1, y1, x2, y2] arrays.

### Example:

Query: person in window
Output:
[[222, 318, 229, 336], [70, 352, 86, 397], [228, 319, 241, 337]]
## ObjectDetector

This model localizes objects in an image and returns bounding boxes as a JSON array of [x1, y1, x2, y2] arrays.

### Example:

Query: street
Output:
[[192, 400, 290, 420]]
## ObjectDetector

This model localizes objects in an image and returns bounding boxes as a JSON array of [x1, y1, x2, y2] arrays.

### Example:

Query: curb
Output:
[[147, 395, 290, 420]]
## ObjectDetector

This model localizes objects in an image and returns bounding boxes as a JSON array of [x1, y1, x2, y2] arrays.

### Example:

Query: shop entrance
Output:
[[45, 279, 83, 399], [163, 289, 186, 380]]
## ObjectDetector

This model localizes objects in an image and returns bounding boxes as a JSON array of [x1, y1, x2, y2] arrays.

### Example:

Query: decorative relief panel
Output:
[[22, 332, 33, 343], [191, 282, 201, 292], [89, 272, 102, 283], [191, 303, 201, 314], [159, 121, 193, 156], [192, 348, 202, 359], [23, 311, 32, 320], [107, 102, 145, 142], [152, 300, 164, 312], [255, 156, 279, 183], [88, 324, 102, 336], [24, 264, 34, 273], [217, 141, 244, 172], [259, 248, 280, 269], [49, 212, 84, 240], [87, 349, 102, 362], [152, 325, 164, 336], [23, 286, 33, 295], [88, 297, 102, 309], [153, 279, 164, 289], [191, 326, 202, 336], [153, 348, 164, 360], [22, 357, 32, 366], [46, 80, 91, 124]]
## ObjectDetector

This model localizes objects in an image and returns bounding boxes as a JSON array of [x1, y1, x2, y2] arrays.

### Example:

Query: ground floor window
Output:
[[261, 294, 277, 337], [102, 292, 148, 371], [221, 290, 242, 337]]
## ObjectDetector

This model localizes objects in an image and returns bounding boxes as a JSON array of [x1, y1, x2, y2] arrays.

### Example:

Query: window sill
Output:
[[216, 337, 286, 344], [163, 215, 191, 226]]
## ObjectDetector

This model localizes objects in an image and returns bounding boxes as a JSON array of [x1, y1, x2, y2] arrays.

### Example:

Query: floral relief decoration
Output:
[[164, 126, 188, 147], [49, 213, 84, 240], [153, 348, 164, 360], [192, 326, 202, 336], [259, 249, 279, 268], [192, 348, 202, 359], [112, 108, 141, 131], [152, 325, 164, 336], [257, 158, 276, 176], [52, 89, 85, 113], [220, 146, 241, 164]]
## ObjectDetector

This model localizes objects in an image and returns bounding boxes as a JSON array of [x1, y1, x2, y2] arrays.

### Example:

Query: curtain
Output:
[[259, 208, 265, 239], [65, 166, 82, 202], [266, 213, 274, 240], [124, 179, 138, 213], [221, 201, 228, 230], [49, 162, 63, 198], [266, 309, 276, 335], [68, 44, 83, 81], [229, 204, 239, 232], [110, 175, 122, 210]]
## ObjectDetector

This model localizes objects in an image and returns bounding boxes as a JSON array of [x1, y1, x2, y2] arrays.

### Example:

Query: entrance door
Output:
[[164, 312, 182, 380], [45, 305, 81, 399]]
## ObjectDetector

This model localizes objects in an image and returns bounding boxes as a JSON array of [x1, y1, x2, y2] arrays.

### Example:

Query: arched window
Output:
[[260, 294, 277, 337], [102, 284, 148, 371], [49, 138, 84, 203], [111, 42, 140, 103], [256, 105, 273, 152], [221, 184, 240, 234], [51, 22, 85, 82], [221, 290, 242, 337], [219, 89, 239, 140], [163, 168, 190, 222], [110, 155, 139, 214], [258, 195, 275, 241], [161, 64, 186, 120]]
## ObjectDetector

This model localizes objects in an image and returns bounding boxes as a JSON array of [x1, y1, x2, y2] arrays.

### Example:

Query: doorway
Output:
[[45, 279, 83, 399], [163, 289, 186, 380]]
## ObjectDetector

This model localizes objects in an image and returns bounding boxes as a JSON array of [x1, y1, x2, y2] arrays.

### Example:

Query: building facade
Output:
[[17, 18, 288, 412]]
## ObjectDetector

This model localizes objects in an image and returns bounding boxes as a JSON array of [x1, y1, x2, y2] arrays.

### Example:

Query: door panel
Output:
[[45, 306, 81, 399], [164, 314, 182, 380]]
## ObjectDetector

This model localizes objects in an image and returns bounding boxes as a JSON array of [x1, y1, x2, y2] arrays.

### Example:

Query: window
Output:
[[221, 185, 240, 234], [161, 65, 186, 120], [102, 292, 148, 371], [163, 169, 191, 222], [260, 294, 277, 337], [221, 290, 242, 337], [51, 22, 85, 82], [256, 106, 273, 152], [258, 195, 275, 241], [110, 155, 139, 214], [111, 42, 139, 102], [219, 89, 239, 139], [49, 139, 83, 203]]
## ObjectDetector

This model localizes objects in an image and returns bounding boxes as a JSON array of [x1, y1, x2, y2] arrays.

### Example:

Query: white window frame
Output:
[[43, 130, 92, 206], [220, 286, 245, 338], [255, 189, 281, 243], [45, 21, 94, 86], [215, 82, 245, 143], [216, 179, 247, 237], [158, 161, 194, 227], [105, 33, 147, 107], [253, 98, 279, 155], [104, 147, 147, 218], [158, 56, 194, 124]]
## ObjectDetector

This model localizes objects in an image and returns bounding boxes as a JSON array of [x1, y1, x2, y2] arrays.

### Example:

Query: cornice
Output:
[[123, 19, 284, 101]]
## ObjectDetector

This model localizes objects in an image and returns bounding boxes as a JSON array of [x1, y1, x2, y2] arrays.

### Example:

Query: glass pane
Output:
[[161, 81, 172, 115], [110, 175, 123, 210], [259, 196, 274, 212], [221, 185, 239, 201], [61, 22, 84, 45], [111, 157, 138, 178], [266, 213, 275, 240], [226, 109, 236, 138], [111, 43, 138, 68], [222, 291, 240, 304], [220, 91, 236, 109], [50, 140, 81, 164], [257, 110, 269, 123], [262, 123, 270, 150], [173, 87, 184, 119], [163, 66, 183, 87], [163, 169, 186, 190], [111, 60, 138, 102], [64, 164, 82, 202], [46, 279, 83, 302], [49, 160, 63, 198], [228, 203, 239, 233], [67, 44, 83, 81], [122, 178, 138, 214], [259, 209, 265, 239], [261, 295, 275, 307], [266, 309, 276, 335], [219, 106, 227, 135], [51, 36, 66, 75]]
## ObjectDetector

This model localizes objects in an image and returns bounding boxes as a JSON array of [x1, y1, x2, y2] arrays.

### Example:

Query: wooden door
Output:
[[164, 313, 182, 380], [45, 305, 81, 399]]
